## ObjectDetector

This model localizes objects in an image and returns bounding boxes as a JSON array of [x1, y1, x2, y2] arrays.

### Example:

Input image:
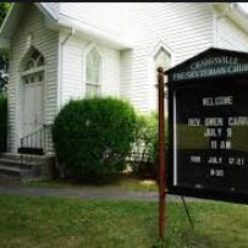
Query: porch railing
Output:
[[18, 124, 53, 155]]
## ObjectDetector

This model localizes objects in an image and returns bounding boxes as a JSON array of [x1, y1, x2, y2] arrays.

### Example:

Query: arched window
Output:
[[25, 59, 35, 71], [154, 47, 171, 100], [85, 48, 102, 97], [154, 47, 171, 71], [23, 47, 45, 72], [20, 47, 45, 85]]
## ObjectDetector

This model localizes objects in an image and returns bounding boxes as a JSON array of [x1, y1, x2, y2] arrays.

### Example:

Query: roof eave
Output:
[[34, 3, 57, 21], [213, 3, 248, 35], [0, 2, 58, 50], [231, 3, 248, 34], [0, 2, 132, 51], [47, 15, 133, 50]]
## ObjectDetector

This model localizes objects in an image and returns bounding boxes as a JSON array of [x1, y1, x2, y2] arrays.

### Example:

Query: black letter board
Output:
[[166, 48, 248, 204]]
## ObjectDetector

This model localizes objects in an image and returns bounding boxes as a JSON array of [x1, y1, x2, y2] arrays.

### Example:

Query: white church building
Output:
[[1, 2, 248, 155]]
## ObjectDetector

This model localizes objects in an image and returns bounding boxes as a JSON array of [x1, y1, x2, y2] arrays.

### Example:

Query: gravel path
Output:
[[0, 184, 192, 202]]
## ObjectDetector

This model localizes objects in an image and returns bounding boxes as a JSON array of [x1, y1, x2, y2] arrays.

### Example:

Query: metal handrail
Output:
[[19, 124, 53, 155], [21, 125, 46, 141]]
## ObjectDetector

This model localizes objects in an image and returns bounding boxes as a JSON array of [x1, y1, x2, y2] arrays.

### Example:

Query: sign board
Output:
[[167, 48, 248, 204]]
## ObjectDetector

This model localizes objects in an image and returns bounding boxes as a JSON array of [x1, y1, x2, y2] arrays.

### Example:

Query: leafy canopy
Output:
[[0, 3, 11, 93]]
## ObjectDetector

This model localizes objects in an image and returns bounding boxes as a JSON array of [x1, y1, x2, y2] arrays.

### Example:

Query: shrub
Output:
[[131, 112, 167, 179], [0, 94, 7, 152], [52, 97, 137, 181]]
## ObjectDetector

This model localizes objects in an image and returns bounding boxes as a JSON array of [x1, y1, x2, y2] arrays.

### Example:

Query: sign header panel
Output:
[[167, 48, 248, 82]]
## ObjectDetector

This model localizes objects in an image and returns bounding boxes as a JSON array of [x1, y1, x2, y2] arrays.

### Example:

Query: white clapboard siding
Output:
[[59, 35, 85, 105], [216, 16, 248, 52], [60, 34, 120, 107], [7, 4, 58, 152], [120, 3, 213, 112], [59, 3, 125, 37]]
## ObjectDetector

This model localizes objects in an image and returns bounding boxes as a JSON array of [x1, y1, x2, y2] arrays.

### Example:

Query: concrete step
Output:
[[0, 153, 55, 182], [0, 165, 31, 181], [0, 158, 38, 169], [0, 153, 44, 162]]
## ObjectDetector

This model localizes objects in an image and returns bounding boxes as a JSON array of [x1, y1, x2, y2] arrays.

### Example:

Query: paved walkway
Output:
[[0, 184, 202, 202]]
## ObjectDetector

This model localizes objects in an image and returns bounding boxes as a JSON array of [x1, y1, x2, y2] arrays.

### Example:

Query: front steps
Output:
[[0, 153, 55, 183]]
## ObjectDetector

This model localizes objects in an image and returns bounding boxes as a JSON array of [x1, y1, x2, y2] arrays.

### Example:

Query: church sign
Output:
[[166, 48, 248, 204], [173, 56, 248, 82]]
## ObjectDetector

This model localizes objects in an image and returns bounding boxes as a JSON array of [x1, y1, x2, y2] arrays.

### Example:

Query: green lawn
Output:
[[1, 195, 248, 247]]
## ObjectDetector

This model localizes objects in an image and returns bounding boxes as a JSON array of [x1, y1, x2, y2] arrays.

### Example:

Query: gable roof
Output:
[[1, 3, 248, 52], [0, 2, 132, 50], [0, 3, 57, 51]]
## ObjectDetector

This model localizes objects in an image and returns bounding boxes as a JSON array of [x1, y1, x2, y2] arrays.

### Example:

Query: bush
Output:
[[0, 94, 7, 152], [52, 97, 137, 181], [131, 112, 167, 179]]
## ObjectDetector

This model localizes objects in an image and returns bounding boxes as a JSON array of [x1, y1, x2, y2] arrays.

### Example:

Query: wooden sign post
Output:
[[157, 67, 166, 240]]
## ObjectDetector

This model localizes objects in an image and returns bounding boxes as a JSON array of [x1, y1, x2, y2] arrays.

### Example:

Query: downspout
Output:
[[58, 28, 75, 111], [214, 3, 235, 47]]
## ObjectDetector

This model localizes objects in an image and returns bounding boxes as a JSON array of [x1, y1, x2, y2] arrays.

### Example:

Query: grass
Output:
[[1, 194, 248, 247], [25, 177, 158, 192]]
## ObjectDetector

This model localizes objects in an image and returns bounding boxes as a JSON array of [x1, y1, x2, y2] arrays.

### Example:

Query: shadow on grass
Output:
[[24, 175, 158, 192]]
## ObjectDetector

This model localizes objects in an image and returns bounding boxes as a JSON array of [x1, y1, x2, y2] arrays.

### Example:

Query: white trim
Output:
[[21, 66, 45, 76], [212, 8, 218, 47], [57, 15, 133, 50], [213, 3, 248, 36], [18, 45, 45, 72], [57, 29, 74, 110], [147, 40, 174, 111], [56, 33, 62, 112], [148, 40, 174, 81], [149, 40, 174, 63], [15, 72, 23, 151], [43, 49, 48, 127], [35, 3, 57, 21], [86, 47, 102, 83]]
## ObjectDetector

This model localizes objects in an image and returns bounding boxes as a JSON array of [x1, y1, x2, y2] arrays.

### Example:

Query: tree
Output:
[[0, 3, 11, 24], [0, 3, 11, 93]]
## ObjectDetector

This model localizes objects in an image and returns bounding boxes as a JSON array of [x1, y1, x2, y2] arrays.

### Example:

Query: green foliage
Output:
[[0, 3, 11, 24], [0, 94, 7, 152], [0, 3, 11, 93], [52, 97, 137, 181], [131, 112, 167, 179], [131, 113, 158, 178]]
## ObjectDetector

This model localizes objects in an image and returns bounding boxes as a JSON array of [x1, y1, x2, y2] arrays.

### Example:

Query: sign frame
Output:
[[166, 48, 248, 204]]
